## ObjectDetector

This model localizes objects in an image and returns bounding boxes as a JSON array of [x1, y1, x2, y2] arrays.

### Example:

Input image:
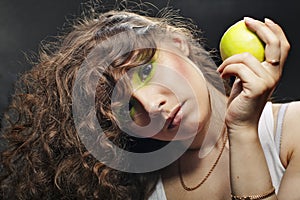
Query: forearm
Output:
[[229, 127, 277, 199]]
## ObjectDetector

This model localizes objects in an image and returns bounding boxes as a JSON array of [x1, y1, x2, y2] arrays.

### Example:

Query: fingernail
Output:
[[244, 17, 255, 23], [264, 18, 275, 24], [216, 66, 223, 73]]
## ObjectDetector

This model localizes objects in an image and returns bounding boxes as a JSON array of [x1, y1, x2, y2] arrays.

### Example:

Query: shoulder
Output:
[[272, 101, 300, 198], [272, 101, 300, 167], [282, 101, 300, 124]]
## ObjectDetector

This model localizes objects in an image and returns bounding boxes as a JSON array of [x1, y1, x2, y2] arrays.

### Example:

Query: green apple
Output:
[[219, 20, 265, 62]]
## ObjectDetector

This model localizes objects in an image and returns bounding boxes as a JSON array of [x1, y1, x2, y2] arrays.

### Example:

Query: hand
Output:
[[217, 17, 290, 131]]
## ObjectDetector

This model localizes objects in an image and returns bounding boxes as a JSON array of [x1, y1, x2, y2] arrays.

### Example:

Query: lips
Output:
[[166, 103, 183, 129]]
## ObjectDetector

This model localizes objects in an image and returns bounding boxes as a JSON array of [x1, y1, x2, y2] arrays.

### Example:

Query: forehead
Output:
[[153, 47, 200, 74]]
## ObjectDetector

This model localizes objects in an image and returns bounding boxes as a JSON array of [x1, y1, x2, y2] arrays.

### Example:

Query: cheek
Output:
[[171, 57, 190, 79], [171, 56, 206, 88]]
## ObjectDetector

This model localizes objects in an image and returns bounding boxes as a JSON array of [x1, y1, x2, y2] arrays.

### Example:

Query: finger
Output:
[[227, 78, 242, 106], [244, 17, 281, 65], [221, 62, 277, 100], [218, 53, 267, 78], [219, 62, 259, 83], [221, 63, 273, 100], [264, 18, 291, 65]]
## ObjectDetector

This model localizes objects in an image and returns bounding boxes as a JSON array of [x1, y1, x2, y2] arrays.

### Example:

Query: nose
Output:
[[133, 86, 167, 117]]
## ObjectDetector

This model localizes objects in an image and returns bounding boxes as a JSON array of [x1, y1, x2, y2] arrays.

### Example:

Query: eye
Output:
[[128, 97, 150, 126], [129, 98, 137, 119], [138, 64, 153, 82], [131, 62, 156, 87]]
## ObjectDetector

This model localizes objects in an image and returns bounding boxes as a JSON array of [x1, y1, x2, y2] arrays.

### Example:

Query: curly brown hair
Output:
[[0, 3, 230, 200]]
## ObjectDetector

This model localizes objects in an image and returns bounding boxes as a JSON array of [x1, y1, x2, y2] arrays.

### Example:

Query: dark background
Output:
[[1, 0, 299, 120]]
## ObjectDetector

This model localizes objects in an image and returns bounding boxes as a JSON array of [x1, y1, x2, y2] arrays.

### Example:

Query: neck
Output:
[[182, 110, 226, 157], [181, 87, 228, 155]]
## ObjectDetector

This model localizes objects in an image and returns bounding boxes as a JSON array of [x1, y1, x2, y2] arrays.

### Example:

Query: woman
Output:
[[0, 5, 299, 200]]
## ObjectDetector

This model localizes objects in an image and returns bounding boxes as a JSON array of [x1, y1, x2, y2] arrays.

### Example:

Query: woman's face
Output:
[[116, 43, 211, 142]]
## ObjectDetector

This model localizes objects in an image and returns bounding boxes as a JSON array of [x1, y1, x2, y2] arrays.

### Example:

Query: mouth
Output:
[[166, 102, 183, 129]]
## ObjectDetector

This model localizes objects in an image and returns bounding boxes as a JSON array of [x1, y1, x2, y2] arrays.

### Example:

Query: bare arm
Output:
[[218, 17, 291, 199], [277, 101, 300, 199]]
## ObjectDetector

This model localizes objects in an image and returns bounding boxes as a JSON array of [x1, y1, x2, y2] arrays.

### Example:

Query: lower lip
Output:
[[172, 108, 183, 127]]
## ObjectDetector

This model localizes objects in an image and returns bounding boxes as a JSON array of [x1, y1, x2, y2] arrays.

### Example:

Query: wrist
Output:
[[227, 126, 260, 144], [231, 187, 276, 200]]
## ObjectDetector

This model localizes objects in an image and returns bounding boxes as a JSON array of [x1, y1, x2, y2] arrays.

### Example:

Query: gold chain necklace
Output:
[[178, 129, 228, 191]]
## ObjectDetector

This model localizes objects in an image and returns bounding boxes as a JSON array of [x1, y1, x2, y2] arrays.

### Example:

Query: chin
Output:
[[154, 125, 198, 142]]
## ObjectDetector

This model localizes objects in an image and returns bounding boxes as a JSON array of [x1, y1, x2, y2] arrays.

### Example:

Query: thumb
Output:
[[227, 78, 242, 107]]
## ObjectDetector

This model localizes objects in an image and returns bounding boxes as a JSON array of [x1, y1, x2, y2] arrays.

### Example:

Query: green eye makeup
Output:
[[129, 98, 137, 119], [131, 62, 157, 87], [129, 62, 156, 119]]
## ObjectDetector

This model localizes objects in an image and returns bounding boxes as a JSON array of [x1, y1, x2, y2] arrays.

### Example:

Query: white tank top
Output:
[[148, 102, 288, 199]]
